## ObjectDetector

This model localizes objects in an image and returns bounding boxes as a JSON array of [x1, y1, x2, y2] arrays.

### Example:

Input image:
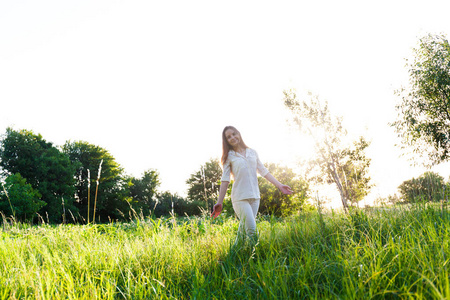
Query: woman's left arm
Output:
[[264, 173, 293, 195]]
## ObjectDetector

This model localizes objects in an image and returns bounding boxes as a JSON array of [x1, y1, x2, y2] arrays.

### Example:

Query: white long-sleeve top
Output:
[[221, 148, 269, 202]]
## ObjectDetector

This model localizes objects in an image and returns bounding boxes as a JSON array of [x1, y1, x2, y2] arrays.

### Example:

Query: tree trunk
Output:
[[323, 136, 349, 212], [329, 165, 349, 212]]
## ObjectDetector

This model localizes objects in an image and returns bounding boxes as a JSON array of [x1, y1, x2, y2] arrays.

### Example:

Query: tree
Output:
[[155, 191, 203, 217], [398, 172, 445, 203], [283, 90, 372, 210], [0, 173, 46, 222], [186, 158, 222, 210], [330, 137, 372, 206], [129, 169, 160, 215], [0, 128, 77, 223], [392, 33, 450, 166], [258, 163, 309, 216], [62, 141, 130, 223]]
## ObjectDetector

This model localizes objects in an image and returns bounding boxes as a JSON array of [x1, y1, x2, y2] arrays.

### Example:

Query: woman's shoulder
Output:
[[247, 148, 258, 155], [224, 150, 235, 163]]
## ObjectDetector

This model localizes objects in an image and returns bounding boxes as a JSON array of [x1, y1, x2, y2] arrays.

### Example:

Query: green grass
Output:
[[0, 204, 449, 299]]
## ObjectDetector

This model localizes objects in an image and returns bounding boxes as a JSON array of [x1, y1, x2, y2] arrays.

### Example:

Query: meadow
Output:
[[0, 204, 449, 299]]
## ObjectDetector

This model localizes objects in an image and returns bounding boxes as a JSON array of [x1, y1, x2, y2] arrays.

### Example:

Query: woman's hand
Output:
[[211, 203, 223, 219], [264, 173, 293, 195], [278, 184, 293, 195]]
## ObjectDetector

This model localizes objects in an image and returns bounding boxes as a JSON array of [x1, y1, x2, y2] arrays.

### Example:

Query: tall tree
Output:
[[129, 169, 160, 215], [0, 128, 77, 223], [283, 90, 372, 210], [186, 158, 222, 210], [392, 33, 450, 165], [62, 141, 130, 223], [327, 137, 372, 206]]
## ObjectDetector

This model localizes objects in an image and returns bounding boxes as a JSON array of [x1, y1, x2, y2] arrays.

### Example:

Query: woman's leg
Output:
[[232, 198, 260, 241], [248, 198, 260, 220]]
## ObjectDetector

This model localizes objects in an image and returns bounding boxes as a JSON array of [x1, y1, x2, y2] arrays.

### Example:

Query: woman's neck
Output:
[[234, 146, 246, 155]]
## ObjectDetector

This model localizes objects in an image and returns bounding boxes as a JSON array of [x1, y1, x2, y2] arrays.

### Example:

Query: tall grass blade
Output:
[[92, 160, 103, 224]]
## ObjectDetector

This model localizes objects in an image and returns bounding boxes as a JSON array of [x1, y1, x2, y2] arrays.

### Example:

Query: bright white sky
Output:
[[1, 0, 450, 207]]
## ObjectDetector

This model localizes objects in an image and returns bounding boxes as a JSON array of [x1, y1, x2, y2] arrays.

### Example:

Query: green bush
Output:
[[258, 163, 309, 216], [0, 173, 46, 222]]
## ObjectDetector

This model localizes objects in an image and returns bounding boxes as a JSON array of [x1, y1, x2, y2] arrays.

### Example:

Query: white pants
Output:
[[232, 198, 260, 239]]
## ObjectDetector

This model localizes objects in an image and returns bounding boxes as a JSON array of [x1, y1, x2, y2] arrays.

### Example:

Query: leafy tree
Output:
[[392, 33, 450, 166], [398, 172, 445, 203], [329, 137, 372, 206], [186, 158, 222, 211], [0, 173, 46, 222], [62, 141, 130, 223], [0, 128, 77, 223], [129, 169, 160, 215], [258, 163, 309, 216], [283, 90, 372, 210]]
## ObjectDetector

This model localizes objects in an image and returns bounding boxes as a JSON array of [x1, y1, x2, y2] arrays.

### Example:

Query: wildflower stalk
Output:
[[1, 181, 15, 218], [92, 160, 103, 224], [87, 169, 90, 224]]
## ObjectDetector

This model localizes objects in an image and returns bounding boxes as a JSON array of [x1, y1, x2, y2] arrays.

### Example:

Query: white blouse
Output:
[[221, 148, 269, 202]]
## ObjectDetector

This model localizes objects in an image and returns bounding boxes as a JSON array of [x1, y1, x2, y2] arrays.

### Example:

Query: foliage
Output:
[[62, 141, 130, 223], [309, 137, 373, 206], [398, 171, 446, 203], [129, 169, 160, 216], [334, 137, 373, 206], [283, 90, 372, 210], [186, 158, 222, 210], [392, 33, 450, 166], [0, 173, 45, 222], [374, 194, 401, 206], [0, 128, 77, 223], [154, 191, 203, 217], [258, 163, 309, 216]]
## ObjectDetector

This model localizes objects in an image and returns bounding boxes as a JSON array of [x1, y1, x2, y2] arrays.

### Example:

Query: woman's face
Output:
[[225, 128, 241, 149]]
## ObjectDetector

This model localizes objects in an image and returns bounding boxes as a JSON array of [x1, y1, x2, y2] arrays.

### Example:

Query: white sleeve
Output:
[[221, 159, 231, 182], [255, 150, 269, 177]]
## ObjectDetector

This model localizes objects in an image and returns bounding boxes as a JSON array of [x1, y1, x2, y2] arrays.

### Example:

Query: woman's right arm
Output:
[[211, 181, 229, 217], [217, 181, 229, 205]]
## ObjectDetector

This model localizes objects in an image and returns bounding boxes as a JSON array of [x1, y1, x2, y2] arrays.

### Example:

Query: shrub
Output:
[[0, 173, 46, 222], [154, 192, 204, 217]]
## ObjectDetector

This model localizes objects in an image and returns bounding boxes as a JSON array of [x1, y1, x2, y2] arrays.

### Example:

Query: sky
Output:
[[1, 0, 450, 207]]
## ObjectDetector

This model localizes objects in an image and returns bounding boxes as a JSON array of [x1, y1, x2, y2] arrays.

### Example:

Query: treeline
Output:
[[378, 171, 450, 205], [0, 128, 311, 224]]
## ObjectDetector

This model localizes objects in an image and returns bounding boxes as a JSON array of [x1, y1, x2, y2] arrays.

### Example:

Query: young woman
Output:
[[211, 126, 293, 242]]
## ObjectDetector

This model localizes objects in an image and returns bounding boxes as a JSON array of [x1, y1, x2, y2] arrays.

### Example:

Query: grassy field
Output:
[[0, 204, 449, 299]]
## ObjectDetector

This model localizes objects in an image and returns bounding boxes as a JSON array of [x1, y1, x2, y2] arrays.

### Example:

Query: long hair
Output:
[[221, 126, 248, 166]]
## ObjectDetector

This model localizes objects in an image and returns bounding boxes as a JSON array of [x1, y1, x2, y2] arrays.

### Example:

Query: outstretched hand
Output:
[[211, 203, 223, 219], [279, 185, 293, 195]]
